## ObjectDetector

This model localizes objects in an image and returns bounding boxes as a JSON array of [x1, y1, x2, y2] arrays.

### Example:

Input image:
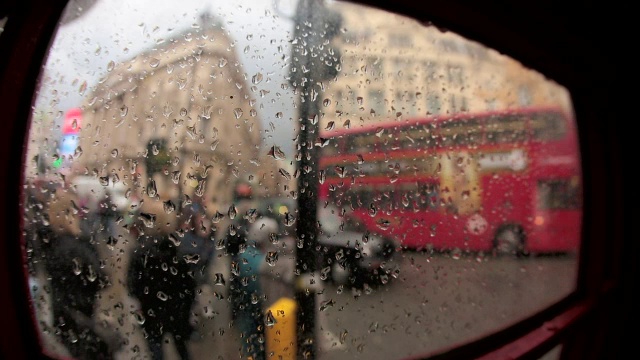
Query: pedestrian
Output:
[[44, 185, 119, 359], [127, 233, 197, 360], [230, 217, 279, 360], [178, 198, 215, 287]]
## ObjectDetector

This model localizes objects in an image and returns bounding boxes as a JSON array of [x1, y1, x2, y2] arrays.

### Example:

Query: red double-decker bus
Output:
[[319, 106, 581, 255]]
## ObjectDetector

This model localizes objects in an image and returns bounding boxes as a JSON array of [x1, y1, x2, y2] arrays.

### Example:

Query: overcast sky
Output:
[[37, 0, 302, 156]]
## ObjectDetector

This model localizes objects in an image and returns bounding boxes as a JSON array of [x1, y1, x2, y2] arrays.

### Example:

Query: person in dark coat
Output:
[[46, 233, 114, 359], [44, 186, 118, 359], [127, 235, 197, 360]]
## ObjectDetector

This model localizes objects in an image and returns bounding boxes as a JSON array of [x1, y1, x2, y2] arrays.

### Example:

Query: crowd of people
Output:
[[24, 178, 293, 360]]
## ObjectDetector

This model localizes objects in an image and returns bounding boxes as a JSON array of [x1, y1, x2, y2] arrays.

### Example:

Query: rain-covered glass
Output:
[[22, 1, 580, 359]]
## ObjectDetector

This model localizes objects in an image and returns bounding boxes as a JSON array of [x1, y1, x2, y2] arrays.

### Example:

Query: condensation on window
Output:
[[21, 1, 581, 359]]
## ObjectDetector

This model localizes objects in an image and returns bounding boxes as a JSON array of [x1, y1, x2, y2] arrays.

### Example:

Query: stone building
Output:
[[73, 13, 280, 217], [321, 1, 572, 129]]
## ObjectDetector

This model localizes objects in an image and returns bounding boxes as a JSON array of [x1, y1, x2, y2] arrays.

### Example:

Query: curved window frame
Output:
[[0, 1, 629, 359]]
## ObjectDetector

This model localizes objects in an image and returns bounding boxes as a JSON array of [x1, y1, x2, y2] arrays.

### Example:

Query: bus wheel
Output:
[[331, 261, 350, 285], [494, 225, 526, 257]]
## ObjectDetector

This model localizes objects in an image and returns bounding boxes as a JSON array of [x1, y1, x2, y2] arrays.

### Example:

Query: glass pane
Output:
[[22, 0, 581, 359]]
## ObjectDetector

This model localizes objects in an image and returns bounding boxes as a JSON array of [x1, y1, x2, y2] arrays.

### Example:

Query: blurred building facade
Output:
[[72, 13, 281, 216], [322, 1, 572, 129]]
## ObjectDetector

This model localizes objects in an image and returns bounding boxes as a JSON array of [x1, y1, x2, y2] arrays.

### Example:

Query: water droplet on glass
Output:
[[147, 180, 158, 198], [357, 154, 365, 164], [184, 253, 200, 264], [212, 211, 225, 224], [323, 98, 331, 107], [267, 145, 286, 160], [107, 60, 115, 72], [78, 81, 87, 96], [139, 213, 156, 228], [99, 176, 109, 186], [171, 170, 181, 184], [230, 261, 239, 276], [132, 310, 145, 325], [182, 194, 192, 207], [163, 200, 175, 214], [376, 219, 390, 230], [180, 108, 188, 116], [233, 108, 243, 119], [283, 213, 295, 227], [275, 112, 283, 119], [244, 208, 258, 223], [168, 233, 181, 246], [279, 168, 291, 180], [74, 146, 83, 158], [111, 149, 119, 158], [402, 194, 410, 207], [149, 58, 160, 68], [320, 266, 331, 280], [186, 125, 197, 139], [368, 204, 377, 217], [195, 179, 206, 197], [357, 96, 363, 105], [120, 105, 128, 117], [218, 58, 227, 68], [319, 170, 326, 184], [157, 291, 168, 301], [86, 265, 97, 282], [269, 233, 278, 244], [251, 293, 259, 305], [343, 119, 351, 129], [375, 127, 384, 137], [106, 236, 118, 250], [68, 330, 78, 344], [325, 121, 336, 131], [226, 225, 236, 236], [265, 251, 279, 266], [72, 258, 82, 275], [265, 310, 277, 327], [252, 73, 263, 85], [319, 299, 335, 311], [228, 205, 237, 220], [214, 273, 225, 286]]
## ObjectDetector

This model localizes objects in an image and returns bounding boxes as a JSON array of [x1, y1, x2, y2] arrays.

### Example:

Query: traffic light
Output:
[[289, 0, 343, 89]]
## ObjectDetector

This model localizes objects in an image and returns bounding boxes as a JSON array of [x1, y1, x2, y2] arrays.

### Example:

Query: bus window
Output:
[[537, 178, 581, 210], [19, 1, 582, 360]]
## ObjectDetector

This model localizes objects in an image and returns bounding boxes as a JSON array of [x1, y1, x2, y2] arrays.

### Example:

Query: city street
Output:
[[32, 243, 577, 360]]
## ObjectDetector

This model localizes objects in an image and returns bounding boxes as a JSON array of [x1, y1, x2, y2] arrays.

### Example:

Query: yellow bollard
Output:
[[265, 297, 297, 360]]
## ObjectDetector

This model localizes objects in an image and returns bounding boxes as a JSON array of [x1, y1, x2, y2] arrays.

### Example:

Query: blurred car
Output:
[[255, 197, 398, 288]]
